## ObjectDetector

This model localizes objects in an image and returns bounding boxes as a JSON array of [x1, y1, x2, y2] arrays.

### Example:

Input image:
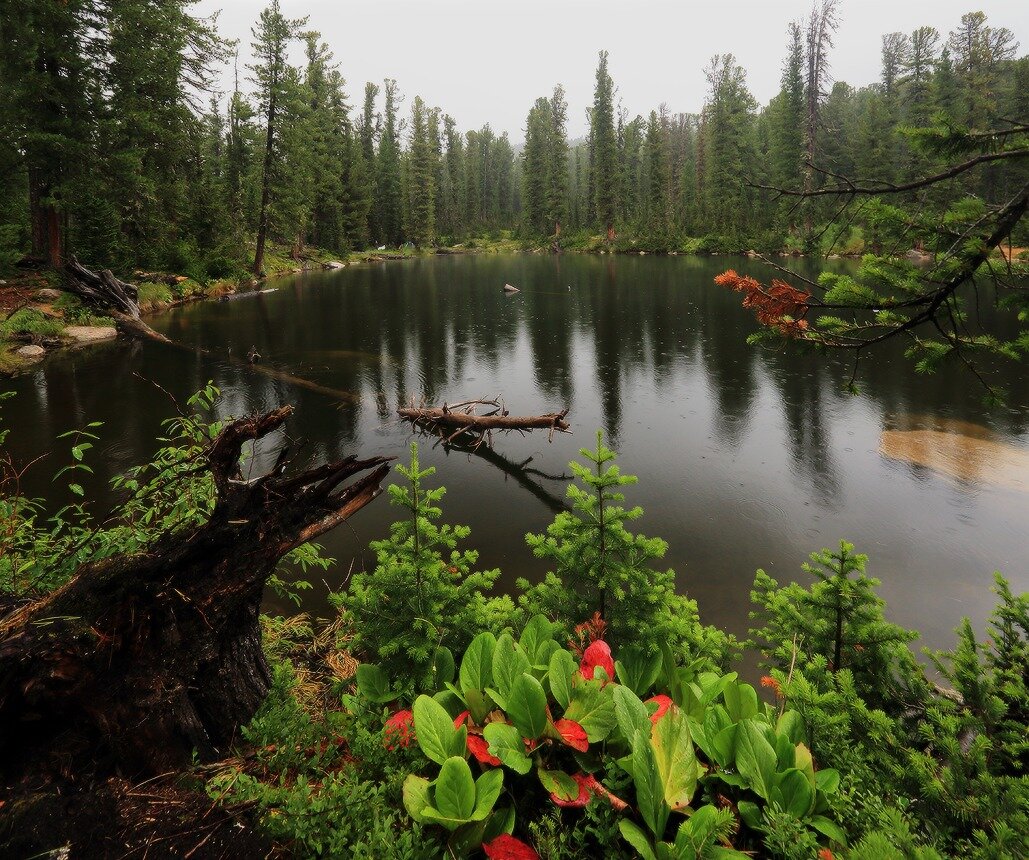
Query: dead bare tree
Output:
[[398, 397, 571, 449]]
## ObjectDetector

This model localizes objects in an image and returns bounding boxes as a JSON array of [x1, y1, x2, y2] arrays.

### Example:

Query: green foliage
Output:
[[0, 308, 65, 341], [518, 432, 732, 663], [750, 541, 927, 710], [338, 443, 511, 688]]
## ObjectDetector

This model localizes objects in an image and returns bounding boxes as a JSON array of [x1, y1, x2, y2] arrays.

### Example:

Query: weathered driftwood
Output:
[[0, 405, 390, 780], [503, 283, 520, 293], [64, 255, 171, 342], [398, 397, 571, 448]]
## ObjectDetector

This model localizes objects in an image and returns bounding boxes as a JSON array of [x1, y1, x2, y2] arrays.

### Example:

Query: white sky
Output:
[[194, 0, 1028, 142]]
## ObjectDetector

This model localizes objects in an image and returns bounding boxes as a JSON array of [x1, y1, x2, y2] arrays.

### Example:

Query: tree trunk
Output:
[[398, 399, 571, 448], [253, 86, 278, 277], [0, 406, 390, 781]]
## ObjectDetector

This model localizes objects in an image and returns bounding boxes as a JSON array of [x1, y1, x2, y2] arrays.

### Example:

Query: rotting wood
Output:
[[398, 397, 571, 448], [0, 405, 391, 781]]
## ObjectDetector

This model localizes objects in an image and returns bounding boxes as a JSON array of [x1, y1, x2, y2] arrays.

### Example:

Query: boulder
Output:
[[35, 288, 62, 301], [325, 260, 346, 269], [15, 344, 45, 359], [64, 325, 118, 343]]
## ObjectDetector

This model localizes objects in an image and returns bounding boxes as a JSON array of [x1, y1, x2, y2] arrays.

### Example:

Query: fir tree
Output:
[[341, 444, 506, 687], [375, 78, 404, 246], [517, 432, 704, 651], [589, 51, 619, 237], [407, 96, 436, 248]]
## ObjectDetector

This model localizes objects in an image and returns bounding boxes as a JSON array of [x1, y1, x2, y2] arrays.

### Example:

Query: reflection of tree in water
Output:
[[694, 276, 758, 449], [524, 259, 577, 407], [765, 354, 844, 506]]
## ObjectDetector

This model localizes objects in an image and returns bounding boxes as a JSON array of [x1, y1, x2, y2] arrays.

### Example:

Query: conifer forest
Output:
[[0, 1, 1027, 858]]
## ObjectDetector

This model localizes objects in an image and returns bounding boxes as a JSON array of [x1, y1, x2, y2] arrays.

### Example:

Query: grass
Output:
[[0, 308, 65, 340]]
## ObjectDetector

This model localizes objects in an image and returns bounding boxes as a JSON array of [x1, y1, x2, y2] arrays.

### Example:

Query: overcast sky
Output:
[[195, 0, 1027, 143]]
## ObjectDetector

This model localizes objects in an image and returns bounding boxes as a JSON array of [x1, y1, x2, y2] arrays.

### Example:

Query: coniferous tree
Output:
[[375, 79, 404, 246], [589, 51, 619, 237], [249, 0, 307, 275], [407, 96, 436, 248]]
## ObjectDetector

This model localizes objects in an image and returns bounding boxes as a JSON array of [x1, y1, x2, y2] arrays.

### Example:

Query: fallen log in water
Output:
[[398, 397, 571, 448]]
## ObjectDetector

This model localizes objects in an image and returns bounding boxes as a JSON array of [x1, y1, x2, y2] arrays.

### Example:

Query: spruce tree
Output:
[[517, 433, 701, 650], [249, 0, 307, 275], [375, 79, 404, 246], [407, 96, 436, 248], [589, 51, 619, 237]]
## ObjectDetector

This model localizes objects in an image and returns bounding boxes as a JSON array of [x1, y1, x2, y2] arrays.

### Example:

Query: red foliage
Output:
[[714, 269, 811, 337], [453, 710, 470, 729], [383, 709, 415, 750], [760, 676, 783, 699], [646, 694, 673, 724], [579, 640, 615, 683], [553, 718, 589, 752], [569, 612, 607, 657], [483, 834, 541, 859], [549, 773, 629, 811], [818, 850, 835, 860], [467, 734, 502, 767]]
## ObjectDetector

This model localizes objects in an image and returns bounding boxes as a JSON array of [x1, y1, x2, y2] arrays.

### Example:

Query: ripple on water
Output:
[[734, 496, 789, 525]]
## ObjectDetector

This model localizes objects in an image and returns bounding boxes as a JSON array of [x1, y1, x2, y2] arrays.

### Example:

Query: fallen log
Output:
[[64, 255, 171, 342], [0, 405, 391, 781], [398, 397, 571, 448]]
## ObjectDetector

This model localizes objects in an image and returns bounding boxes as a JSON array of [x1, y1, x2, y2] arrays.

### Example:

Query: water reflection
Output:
[[4, 254, 1027, 655]]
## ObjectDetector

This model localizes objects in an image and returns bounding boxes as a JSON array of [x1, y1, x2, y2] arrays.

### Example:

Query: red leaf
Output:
[[483, 834, 540, 859], [453, 709, 470, 729], [550, 773, 592, 808], [467, 734, 502, 767], [646, 694, 673, 724], [554, 718, 589, 752], [579, 640, 615, 683], [383, 709, 414, 751]]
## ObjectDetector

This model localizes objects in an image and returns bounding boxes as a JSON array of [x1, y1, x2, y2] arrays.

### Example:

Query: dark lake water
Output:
[[6, 254, 1028, 655]]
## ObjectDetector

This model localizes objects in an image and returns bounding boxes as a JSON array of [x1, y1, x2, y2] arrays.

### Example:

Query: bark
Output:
[[0, 405, 390, 781], [398, 398, 571, 448], [63, 255, 170, 342], [253, 80, 278, 277]]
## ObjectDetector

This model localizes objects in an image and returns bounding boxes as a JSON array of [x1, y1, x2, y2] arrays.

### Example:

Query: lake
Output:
[[5, 253, 1028, 655]]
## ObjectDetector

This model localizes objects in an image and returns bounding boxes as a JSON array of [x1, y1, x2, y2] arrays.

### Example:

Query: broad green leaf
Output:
[[565, 680, 618, 742], [538, 768, 579, 801], [459, 631, 496, 694], [651, 707, 700, 811], [698, 704, 733, 765], [614, 685, 651, 745], [619, 819, 658, 860], [711, 723, 738, 768], [615, 647, 663, 696], [413, 694, 463, 765], [483, 722, 533, 774], [355, 664, 396, 703], [472, 768, 505, 821], [632, 726, 669, 839], [809, 815, 848, 845], [435, 756, 476, 822], [431, 646, 456, 686], [698, 672, 737, 706], [519, 615, 553, 663], [659, 642, 683, 705], [775, 768, 814, 818], [492, 633, 530, 700], [548, 648, 577, 709], [774, 731, 796, 771], [794, 743, 815, 786], [734, 719, 776, 801], [776, 710, 806, 745], [737, 800, 762, 831], [420, 805, 471, 831], [723, 681, 759, 722], [506, 673, 549, 739], [402, 774, 432, 823], [815, 768, 840, 795]]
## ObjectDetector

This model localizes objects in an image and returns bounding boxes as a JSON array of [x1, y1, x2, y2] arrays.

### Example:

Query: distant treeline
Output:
[[1, 1, 1026, 277]]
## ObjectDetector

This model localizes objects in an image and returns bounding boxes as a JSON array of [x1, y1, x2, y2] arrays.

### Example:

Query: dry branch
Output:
[[398, 397, 571, 448]]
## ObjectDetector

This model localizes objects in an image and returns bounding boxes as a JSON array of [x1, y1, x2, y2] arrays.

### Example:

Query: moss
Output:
[[0, 308, 65, 340]]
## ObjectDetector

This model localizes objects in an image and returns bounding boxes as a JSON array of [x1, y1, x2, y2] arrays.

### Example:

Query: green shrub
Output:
[[337, 443, 512, 689], [518, 432, 733, 662]]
